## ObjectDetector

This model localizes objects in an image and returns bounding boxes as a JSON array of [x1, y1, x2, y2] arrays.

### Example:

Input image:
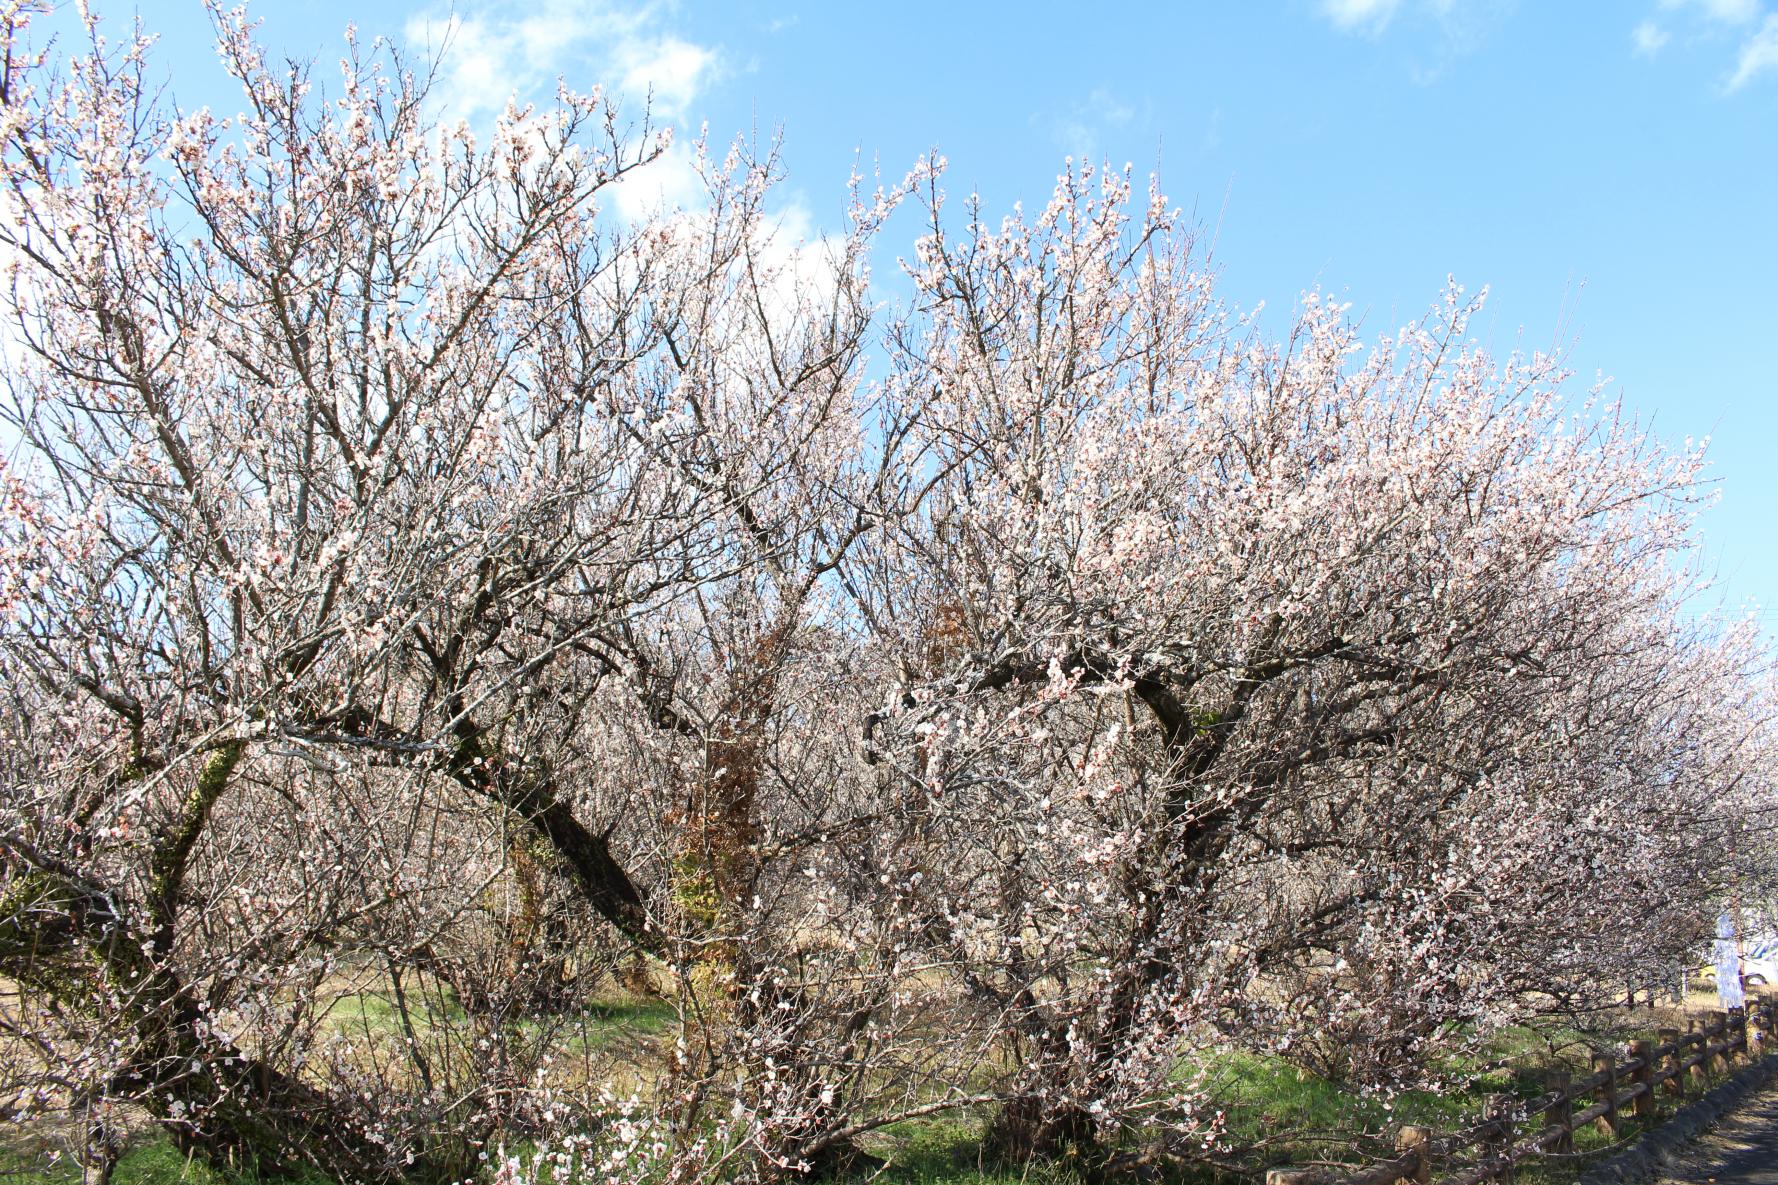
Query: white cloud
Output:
[[1319, 0, 1515, 68], [407, 0, 837, 321], [1045, 87, 1136, 160], [1322, 0, 1404, 33], [1642, 1, 1778, 90], [608, 137, 707, 221], [406, 1, 719, 127], [749, 201, 850, 342], [1659, 0, 1762, 25], [1633, 20, 1672, 55], [1728, 12, 1778, 86], [1628, 21, 1671, 54], [616, 36, 715, 120]]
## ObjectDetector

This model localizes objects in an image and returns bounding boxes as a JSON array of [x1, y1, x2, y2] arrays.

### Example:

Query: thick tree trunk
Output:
[[985, 1094, 1101, 1172], [448, 722, 658, 952]]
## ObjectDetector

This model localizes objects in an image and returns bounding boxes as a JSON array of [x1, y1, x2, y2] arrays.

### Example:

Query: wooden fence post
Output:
[[1658, 1027, 1681, 1096], [1711, 1010, 1731, 1074], [1397, 1124, 1433, 1185], [1628, 1039, 1655, 1119], [1689, 1020, 1709, 1090], [1265, 1171, 1316, 1185], [1485, 1094, 1516, 1184], [1593, 1051, 1619, 1138], [1547, 1068, 1574, 1153], [1731, 1007, 1748, 1065]]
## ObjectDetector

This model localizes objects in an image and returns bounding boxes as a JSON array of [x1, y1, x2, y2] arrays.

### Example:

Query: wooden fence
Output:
[[1265, 996, 1778, 1185]]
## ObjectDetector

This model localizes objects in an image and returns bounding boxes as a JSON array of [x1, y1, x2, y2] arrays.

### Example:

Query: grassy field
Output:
[[0, 991, 1746, 1185], [0, 1140, 228, 1185]]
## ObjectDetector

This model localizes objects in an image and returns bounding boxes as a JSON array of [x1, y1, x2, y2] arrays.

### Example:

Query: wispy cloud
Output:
[[607, 137, 706, 221], [1317, 0, 1516, 83], [1659, 0, 1762, 25], [615, 35, 715, 120], [405, 1, 720, 126], [1728, 12, 1778, 86], [1636, 0, 1778, 91], [1321, 0, 1404, 34], [403, 0, 733, 223], [1633, 20, 1672, 55], [1320, 0, 1513, 40], [1045, 87, 1136, 161]]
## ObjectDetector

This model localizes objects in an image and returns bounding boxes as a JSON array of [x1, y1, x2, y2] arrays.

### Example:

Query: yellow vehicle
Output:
[[1700, 939, 1778, 987]]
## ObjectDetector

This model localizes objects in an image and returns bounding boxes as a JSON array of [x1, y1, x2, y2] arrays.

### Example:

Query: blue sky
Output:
[[102, 1, 1778, 620]]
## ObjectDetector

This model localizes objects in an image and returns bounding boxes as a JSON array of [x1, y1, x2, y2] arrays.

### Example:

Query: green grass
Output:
[[1187, 1017, 1710, 1185], [561, 998, 676, 1050], [322, 987, 468, 1034], [0, 1135, 227, 1185], [0, 1008, 1734, 1185], [1212, 1050, 1476, 1140], [323, 985, 674, 1041], [864, 1117, 1084, 1185], [0, 1133, 343, 1185], [579, 998, 675, 1032]]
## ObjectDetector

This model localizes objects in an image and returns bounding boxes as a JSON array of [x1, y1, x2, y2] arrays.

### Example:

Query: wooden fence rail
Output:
[[1264, 996, 1778, 1185]]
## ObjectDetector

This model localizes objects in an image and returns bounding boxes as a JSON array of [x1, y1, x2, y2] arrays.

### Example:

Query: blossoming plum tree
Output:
[[849, 164, 1775, 1156], [0, 6, 1772, 1184]]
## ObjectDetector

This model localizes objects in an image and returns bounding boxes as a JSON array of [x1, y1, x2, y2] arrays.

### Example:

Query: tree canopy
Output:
[[1, 8, 1772, 1184]]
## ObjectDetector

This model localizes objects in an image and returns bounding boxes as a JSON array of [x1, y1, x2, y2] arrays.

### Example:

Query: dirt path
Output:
[[1658, 1082, 1778, 1184]]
